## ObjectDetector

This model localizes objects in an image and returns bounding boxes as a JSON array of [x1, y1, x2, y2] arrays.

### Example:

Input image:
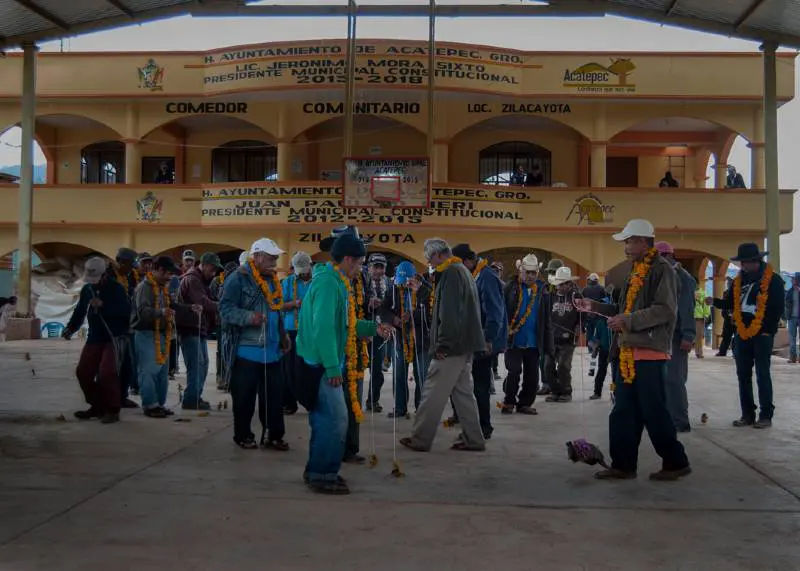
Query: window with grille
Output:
[[478, 141, 551, 186], [211, 140, 278, 182], [81, 141, 125, 184]]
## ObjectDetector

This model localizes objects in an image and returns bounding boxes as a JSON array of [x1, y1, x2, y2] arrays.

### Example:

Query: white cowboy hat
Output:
[[519, 254, 540, 272], [548, 266, 579, 285]]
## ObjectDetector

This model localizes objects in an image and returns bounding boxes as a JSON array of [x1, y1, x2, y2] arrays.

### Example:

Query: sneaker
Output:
[[594, 469, 636, 480], [589, 394, 602, 400], [753, 419, 772, 429], [649, 466, 692, 481], [101, 412, 120, 424], [545, 394, 559, 402], [144, 407, 168, 419], [537, 387, 551, 396], [182, 399, 212, 411], [557, 395, 573, 403], [732, 417, 755, 427]]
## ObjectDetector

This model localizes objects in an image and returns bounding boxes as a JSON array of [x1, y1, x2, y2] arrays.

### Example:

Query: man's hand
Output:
[[607, 315, 626, 332], [574, 298, 594, 313], [249, 312, 266, 325], [679, 339, 693, 352], [191, 304, 203, 314], [392, 316, 402, 328], [281, 334, 292, 352], [377, 323, 393, 339], [61, 328, 73, 340], [162, 308, 176, 320], [407, 276, 421, 292], [402, 313, 411, 323], [328, 375, 344, 387], [89, 298, 103, 309], [369, 297, 382, 310], [485, 341, 493, 353]]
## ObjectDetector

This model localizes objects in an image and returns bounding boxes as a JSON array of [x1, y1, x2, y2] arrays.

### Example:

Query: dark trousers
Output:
[[719, 316, 734, 355], [593, 347, 610, 396], [503, 347, 539, 407], [343, 376, 363, 458], [281, 330, 299, 411], [120, 333, 136, 400], [76, 342, 121, 414], [734, 334, 775, 421], [471, 354, 494, 435], [609, 360, 689, 473], [230, 358, 285, 443], [366, 336, 387, 407], [491, 353, 499, 374], [215, 327, 223, 385], [169, 334, 180, 376], [546, 344, 575, 396]]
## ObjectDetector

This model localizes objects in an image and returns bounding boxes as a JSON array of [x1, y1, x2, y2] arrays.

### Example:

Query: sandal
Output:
[[235, 438, 258, 450], [450, 440, 485, 452], [399, 437, 428, 452], [264, 439, 290, 451]]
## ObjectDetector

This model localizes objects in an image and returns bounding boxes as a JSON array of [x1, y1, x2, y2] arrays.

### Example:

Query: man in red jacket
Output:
[[178, 252, 223, 411]]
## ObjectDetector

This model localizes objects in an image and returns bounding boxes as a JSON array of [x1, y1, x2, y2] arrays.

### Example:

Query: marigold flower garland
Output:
[[435, 256, 462, 273], [618, 248, 658, 384], [248, 259, 283, 311], [334, 265, 364, 423], [399, 286, 418, 363], [733, 264, 773, 340], [147, 272, 173, 366], [354, 275, 370, 373], [472, 258, 489, 279], [509, 282, 537, 336]]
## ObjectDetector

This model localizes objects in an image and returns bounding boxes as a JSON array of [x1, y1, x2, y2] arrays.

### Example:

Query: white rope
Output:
[[368, 302, 377, 467], [261, 317, 268, 442], [197, 310, 203, 416]]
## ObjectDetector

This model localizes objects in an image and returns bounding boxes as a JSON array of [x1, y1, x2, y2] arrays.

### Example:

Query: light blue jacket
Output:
[[281, 273, 312, 331]]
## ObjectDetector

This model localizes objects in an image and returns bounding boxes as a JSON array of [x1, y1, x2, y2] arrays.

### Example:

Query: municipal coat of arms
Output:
[[137, 58, 165, 91], [137, 191, 163, 223]]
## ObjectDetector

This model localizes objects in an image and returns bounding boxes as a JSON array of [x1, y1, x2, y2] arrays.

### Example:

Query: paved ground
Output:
[[0, 340, 799, 570]]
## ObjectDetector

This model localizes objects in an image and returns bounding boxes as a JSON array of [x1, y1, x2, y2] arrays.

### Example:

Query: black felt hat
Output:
[[731, 243, 767, 262], [319, 225, 371, 253]]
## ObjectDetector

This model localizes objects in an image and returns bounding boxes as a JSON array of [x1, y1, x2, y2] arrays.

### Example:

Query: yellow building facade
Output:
[[0, 39, 796, 286]]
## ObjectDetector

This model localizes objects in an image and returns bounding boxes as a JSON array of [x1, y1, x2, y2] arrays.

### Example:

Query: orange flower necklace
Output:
[[619, 248, 658, 384], [435, 256, 462, 273], [398, 286, 418, 363], [146, 272, 173, 365], [733, 264, 773, 340], [334, 265, 364, 424], [248, 259, 283, 311], [509, 281, 538, 336], [354, 274, 370, 372], [472, 258, 488, 279]]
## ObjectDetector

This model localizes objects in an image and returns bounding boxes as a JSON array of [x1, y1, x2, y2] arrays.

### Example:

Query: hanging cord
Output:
[[196, 310, 209, 417], [389, 326, 404, 477], [259, 317, 268, 444]]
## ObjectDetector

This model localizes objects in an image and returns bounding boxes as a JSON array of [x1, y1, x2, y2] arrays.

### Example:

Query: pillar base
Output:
[[5, 317, 42, 340]]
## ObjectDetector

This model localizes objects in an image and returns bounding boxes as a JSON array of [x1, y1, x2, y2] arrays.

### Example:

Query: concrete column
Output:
[[16, 41, 38, 320], [712, 276, 725, 350], [578, 140, 590, 187], [277, 141, 292, 182], [590, 142, 607, 188], [714, 163, 728, 189], [750, 142, 765, 189], [124, 140, 141, 184], [433, 141, 448, 183], [762, 42, 781, 269]]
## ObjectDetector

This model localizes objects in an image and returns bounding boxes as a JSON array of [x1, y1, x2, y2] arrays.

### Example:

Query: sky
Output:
[[0, 4, 798, 267]]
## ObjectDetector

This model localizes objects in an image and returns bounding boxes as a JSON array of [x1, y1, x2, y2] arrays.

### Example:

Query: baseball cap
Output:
[[200, 252, 223, 269], [83, 257, 107, 284], [369, 253, 387, 266], [588, 272, 600, 282], [238, 251, 249, 265], [292, 251, 312, 272], [182, 249, 196, 261], [612, 219, 655, 242], [250, 238, 284, 257], [154, 256, 180, 274], [116, 247, 138, 262]]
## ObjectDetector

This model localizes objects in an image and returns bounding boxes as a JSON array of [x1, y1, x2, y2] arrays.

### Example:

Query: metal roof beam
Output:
[[190, 2, 606, 18], [734, 0, 769, 30], [12, 0, 70, 30], [104, 0, 136, 19]]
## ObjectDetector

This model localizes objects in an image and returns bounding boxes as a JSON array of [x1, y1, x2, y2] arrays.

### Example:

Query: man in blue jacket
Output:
[[656, 241, 696, 432], [63, 257, 131, 424], [452, 243, 508, 439]]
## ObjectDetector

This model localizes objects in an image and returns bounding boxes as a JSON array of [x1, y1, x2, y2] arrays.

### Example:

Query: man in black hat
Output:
[[713, 243, 784, 428], [138, 252, 154, 275], [450, 243, 507, 440], [365, 252, 390, 416], [111, 247, 141, 407]]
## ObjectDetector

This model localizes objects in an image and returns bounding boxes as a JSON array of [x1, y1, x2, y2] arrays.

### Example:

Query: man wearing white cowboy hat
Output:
[[543, 266, 582, 403], [575, 218, 691, 481], [501, 253, 552, 415]]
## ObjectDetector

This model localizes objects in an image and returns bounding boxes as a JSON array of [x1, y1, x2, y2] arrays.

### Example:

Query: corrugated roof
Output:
[[0, 0, 199, 50], [1, 0, 800, 51]]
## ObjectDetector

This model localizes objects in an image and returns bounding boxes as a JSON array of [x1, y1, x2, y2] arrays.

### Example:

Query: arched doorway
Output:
[[479, 141, 551, 186], [0, 127, 50, 183], [81, 141, 125, 184], [156, 243, 244, 269]]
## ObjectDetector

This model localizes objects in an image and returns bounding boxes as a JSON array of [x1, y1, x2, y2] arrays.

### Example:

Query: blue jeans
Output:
[[734, 334, 775, 421], [180, 335, 209, 404], [788, 319, 799, 358], [135, 330, 169, 410], [306, 371, 348, 484]]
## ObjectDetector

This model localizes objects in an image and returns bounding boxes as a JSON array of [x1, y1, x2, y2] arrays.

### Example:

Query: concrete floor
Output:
[[1, 340, 799, 570]]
